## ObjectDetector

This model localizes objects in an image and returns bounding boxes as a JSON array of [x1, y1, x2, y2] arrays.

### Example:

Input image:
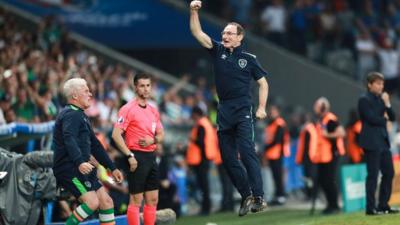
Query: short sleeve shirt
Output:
[[115, 99, 163, 152], [207, 39, 268, 101]]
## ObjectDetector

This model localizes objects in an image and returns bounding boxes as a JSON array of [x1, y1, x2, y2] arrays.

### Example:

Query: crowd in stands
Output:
[[3, 3, 400, 223], [0, 8, 212, 147], [186, 0, 400, 96], [0, 7, 222, 222]]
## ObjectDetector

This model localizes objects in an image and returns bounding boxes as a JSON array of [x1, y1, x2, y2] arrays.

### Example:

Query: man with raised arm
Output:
[[189, 0, 269, 216]]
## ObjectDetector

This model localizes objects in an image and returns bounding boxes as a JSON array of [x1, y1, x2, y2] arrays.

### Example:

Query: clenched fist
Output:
[[78, 162, 94, 174], [256, 108, 267, 120], [190, 0, 202, 10]]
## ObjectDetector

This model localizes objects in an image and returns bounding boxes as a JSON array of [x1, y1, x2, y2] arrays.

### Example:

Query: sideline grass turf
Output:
[[175, 209, 400, 225]]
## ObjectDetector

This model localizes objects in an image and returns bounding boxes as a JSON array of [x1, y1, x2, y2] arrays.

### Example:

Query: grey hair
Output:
[[63, 78, 87, 100], [316, 96, 330, 111]]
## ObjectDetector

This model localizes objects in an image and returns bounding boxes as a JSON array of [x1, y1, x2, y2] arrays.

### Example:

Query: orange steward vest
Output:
[[346, 120, 363, 163], [186, 117, 218, 165], [264, 117, 291, 160], [213, 145, 223, 165], [314, 112, 345, 163], [296, 122, 318, 164]]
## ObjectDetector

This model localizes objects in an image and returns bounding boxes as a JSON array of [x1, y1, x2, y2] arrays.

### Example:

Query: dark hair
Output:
[[191, 106, 204, 117], [228, 22, 245, 36], [366, 72, 384, 86], [269, 104, 280, 111], [133, 73, 152, 86]]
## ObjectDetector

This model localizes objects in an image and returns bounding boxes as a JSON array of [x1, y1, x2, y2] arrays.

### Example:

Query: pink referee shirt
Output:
[[115, 99, 163, 152]]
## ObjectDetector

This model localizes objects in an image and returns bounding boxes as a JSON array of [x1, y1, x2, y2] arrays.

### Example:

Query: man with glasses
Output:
[[189, 0, 269, 217]]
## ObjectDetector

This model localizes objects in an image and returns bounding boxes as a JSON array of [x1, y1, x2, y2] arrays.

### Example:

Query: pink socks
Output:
[[127, 204, 157, 225], [143, 205, 157, 225], [127, 205, 140, 225]]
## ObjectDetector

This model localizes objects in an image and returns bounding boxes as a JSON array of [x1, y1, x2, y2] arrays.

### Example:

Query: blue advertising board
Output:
[[4, 0, 221, 49]]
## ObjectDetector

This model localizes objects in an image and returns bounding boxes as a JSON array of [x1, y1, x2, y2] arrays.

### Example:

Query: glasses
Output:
[[221, 31, 238, 36]]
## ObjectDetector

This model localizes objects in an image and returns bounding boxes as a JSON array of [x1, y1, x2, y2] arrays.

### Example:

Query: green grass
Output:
[[175, 209, 400, 225]]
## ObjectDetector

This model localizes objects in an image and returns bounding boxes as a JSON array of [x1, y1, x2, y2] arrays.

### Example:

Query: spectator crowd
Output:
[[185, 0, 400, 96]]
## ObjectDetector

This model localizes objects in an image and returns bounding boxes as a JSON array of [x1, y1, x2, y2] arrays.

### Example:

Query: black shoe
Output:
[[322, 207, 340, 215], [199, 210, 210, 216], [366, 209, 384, 216], [251, 196, 267, 213], [218, 207, 234, 213], [268, 196, 286, 206], [378, 207, 400, 214], [238, 196, 253, 217]]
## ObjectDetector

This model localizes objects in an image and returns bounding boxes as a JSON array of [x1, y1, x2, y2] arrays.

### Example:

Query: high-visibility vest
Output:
[[314, 112, 345, 163], [213, 145, 223, 165], [186, 117, 219, 166], [95, 131, 108, 150], [264, 117, 291, 160], [296, 122, 318, 164], [346, 120, 363, 163]]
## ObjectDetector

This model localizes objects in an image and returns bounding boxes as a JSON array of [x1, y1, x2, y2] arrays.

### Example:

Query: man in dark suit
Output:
[[358, 72, 398, 215]]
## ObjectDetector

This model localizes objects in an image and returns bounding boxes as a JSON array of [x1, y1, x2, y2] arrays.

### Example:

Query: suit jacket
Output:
[[358, 92, 395, 151]]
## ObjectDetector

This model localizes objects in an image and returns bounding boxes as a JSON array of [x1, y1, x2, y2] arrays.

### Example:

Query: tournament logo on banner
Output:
[[340, 164, 367, 213], [3, 0, 221, 49], [389, 157, 400, 205], [28, 0, 96, 11]]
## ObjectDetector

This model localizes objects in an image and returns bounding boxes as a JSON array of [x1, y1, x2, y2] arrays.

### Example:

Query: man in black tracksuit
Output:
[[53, 78, 123, 224], [190, 0, 269, 216], [53, 105, 116, 175]]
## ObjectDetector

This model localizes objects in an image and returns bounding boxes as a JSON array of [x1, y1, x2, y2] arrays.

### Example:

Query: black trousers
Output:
[[303, 159, 318, 199], [269, 157, 285, 197], [217, 102, 264, 198], [217, 164, 234, 211], [364, 149, 394, 211], [192, 161, 211, 214], [318, 158, 339, 209]]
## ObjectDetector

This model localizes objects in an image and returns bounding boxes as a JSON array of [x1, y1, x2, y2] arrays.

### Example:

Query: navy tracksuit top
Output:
[[52, 104, 116, 175]]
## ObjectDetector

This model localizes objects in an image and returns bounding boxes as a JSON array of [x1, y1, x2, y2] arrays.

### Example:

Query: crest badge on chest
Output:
[[85, 181, 92, 188], [238, 58, 247, 68]]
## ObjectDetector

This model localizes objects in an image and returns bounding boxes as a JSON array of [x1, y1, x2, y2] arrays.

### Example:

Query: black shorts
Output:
[[126, 151, 159, 194], [55, 169, 102, 198]]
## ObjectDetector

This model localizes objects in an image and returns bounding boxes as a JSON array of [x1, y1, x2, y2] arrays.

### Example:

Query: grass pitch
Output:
[[175, 209, 400, 225]]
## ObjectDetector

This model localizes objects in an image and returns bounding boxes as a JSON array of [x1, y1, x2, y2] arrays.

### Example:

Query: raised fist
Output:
[[190, 0, 202, 10]]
